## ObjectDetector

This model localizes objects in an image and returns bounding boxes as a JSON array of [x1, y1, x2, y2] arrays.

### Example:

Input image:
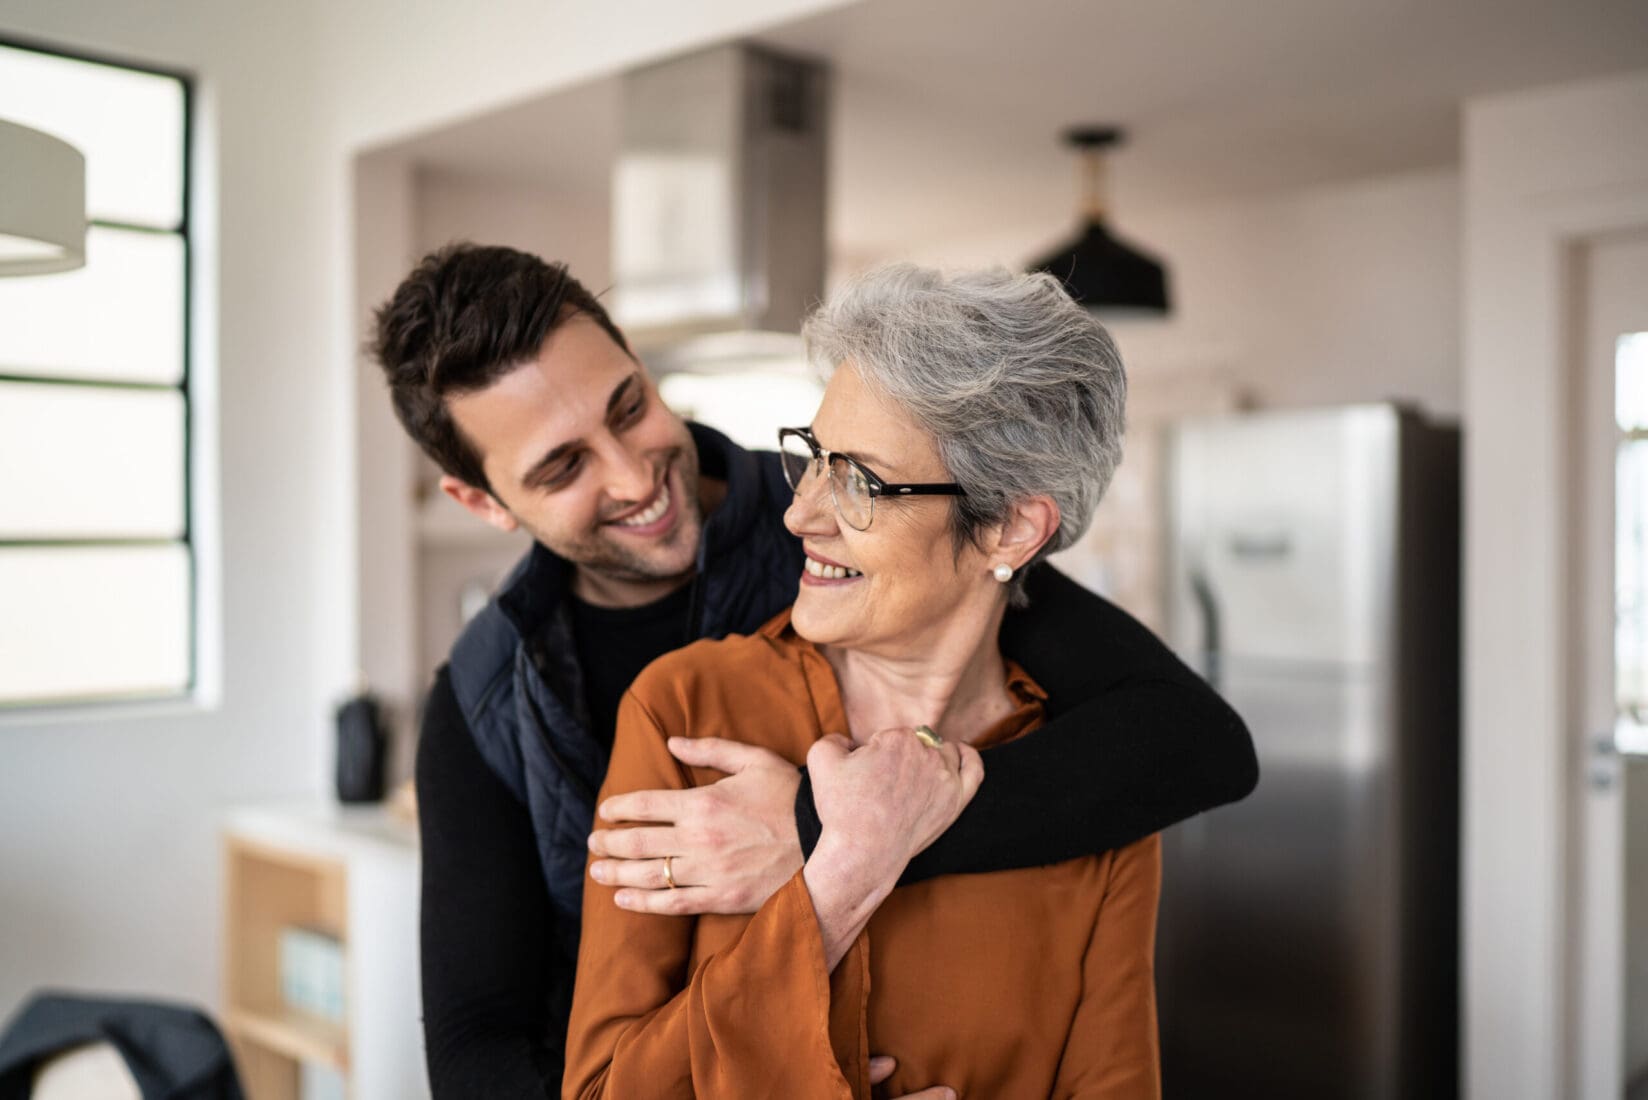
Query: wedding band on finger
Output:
[[663, 855, 678, 890], [913, 724, 943, 749]]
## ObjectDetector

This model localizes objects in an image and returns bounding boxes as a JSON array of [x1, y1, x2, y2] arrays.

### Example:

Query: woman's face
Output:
[[784, 362, 997, 654]]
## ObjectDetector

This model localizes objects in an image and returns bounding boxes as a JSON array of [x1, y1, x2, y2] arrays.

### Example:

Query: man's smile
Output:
[[604, 472, 679, 537]]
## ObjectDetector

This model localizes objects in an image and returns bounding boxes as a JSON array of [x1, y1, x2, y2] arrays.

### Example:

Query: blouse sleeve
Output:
[[1051, 834, 1164, 1100], [562, 689, 869, 1100]]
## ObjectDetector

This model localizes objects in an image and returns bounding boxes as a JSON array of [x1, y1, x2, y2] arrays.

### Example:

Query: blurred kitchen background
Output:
[[2, 1, 1647, 1097]]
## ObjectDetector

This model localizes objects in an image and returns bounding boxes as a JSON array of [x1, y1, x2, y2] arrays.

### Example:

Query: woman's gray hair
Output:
[[802, 263, 1127, 605]]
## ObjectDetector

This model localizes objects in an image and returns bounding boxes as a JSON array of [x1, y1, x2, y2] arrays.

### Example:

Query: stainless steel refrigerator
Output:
[[1160, 404, 1459, 1099]]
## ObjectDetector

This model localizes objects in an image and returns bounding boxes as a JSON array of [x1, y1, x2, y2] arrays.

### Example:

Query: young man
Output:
[[372, 244, 1257, 1098]]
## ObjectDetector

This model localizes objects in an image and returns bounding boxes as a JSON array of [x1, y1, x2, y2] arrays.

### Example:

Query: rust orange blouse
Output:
[[563, 610, 1162, 1100]]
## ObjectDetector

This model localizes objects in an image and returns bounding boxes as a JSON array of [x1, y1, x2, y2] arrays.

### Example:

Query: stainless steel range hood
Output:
[[610, 43, 828, 371]]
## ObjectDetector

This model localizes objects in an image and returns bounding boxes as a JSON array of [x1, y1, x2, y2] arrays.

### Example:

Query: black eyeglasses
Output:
[[777, 426, 965, 531]]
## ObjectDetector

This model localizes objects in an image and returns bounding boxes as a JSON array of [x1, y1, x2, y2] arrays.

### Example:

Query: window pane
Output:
[[0, 227, 184, 384], [1618, 332, 1648, 432], [658, 370, 825, 452], [1620, 437, 1648, 714], [0, 544, 190, 706], [0, 381, 185, 539], [0, 44, 185, 229]]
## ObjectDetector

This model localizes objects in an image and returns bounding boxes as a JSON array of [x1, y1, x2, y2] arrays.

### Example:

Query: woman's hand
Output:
[[810, 728, 985, 874], [871, 1054, 957, 1100], [802, 728, 984, 968]]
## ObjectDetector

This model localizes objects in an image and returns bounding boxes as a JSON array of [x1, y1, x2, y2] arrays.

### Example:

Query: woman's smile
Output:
[[801, 549, 864, 585]]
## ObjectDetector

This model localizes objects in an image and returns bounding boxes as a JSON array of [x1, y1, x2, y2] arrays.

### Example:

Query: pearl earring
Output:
[[993, 563, 1013, 583]]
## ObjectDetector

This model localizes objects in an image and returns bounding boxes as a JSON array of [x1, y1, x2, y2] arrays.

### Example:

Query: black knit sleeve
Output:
[[792, 565, 1258, 880], [914, 565, 1256, 879], [418, 668, 565, 1099]]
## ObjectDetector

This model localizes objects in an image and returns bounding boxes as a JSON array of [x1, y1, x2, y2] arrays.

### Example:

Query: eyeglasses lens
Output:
[[830, 458, 874, 530], [779, 433, 815, 491]]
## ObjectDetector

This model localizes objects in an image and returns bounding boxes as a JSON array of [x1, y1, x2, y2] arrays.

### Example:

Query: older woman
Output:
[[563, 265, 1156, 1100]]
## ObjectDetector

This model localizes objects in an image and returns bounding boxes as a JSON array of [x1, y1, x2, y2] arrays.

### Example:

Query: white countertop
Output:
[[223, 801, 419, 861]]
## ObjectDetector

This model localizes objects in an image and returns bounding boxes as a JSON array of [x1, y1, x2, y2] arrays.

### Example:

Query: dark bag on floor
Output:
[[0, 992, 243, 1100]]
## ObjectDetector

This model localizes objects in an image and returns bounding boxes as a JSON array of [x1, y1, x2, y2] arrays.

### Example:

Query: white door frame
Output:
[[1576, 230, 1648, 1100], [1462, 71, 1648, 1100]]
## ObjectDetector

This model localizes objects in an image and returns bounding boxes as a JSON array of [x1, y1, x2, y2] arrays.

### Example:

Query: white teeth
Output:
[[616, 483, 671, 527], [804, 557, 862, 580]]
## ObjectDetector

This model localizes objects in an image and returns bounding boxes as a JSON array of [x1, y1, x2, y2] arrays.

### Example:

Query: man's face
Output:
[[443, 315, 703, 592]]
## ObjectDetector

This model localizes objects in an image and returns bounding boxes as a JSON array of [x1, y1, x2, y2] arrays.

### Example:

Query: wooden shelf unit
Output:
[[221, 804, 425, 1100], [222, 835, 349, 1098], [225, 1004, 348, 1073]]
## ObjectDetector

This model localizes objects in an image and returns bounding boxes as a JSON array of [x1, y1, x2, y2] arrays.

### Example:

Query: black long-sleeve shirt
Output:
[[417, 565, 1257, 1098]]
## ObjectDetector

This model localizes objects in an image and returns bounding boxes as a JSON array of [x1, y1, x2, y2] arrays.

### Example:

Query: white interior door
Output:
[[1575, 232, 1648, 1100]]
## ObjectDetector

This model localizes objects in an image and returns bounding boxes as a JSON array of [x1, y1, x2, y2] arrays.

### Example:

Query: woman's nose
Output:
[[783, 465, 837, 537]]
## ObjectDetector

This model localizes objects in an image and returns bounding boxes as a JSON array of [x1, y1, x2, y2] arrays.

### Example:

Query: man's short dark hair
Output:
[[370, 243, 630, 493]]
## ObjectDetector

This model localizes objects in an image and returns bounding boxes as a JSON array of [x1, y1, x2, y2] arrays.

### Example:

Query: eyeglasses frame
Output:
[[777, 426, 965, 530]]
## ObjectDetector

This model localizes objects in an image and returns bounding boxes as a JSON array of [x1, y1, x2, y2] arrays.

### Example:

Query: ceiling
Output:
[[393, 0, 1648, 256]]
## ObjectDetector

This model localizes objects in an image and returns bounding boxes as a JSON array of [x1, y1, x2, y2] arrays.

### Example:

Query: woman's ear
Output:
[[440, 475, 520, 534], [992, 494, 1060, 570]]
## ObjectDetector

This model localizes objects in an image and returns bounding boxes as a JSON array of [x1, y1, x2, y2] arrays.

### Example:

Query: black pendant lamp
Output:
[[1029, 126, 1170, 318]]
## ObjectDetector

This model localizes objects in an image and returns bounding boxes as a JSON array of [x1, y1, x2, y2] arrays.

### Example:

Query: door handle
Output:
[[1591, 730, 1619, 791]]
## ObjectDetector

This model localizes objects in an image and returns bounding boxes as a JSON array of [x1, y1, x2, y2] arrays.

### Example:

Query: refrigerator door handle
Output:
[[1227, 530, 1293, 560], [1188, 560, 1222, 692]]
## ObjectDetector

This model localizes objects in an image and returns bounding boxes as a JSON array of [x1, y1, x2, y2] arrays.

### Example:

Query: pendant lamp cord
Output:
[[1081, 147, 1107, 222]]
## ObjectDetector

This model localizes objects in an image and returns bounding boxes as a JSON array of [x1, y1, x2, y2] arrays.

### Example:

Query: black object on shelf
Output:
[[335, 693, 388, 804]]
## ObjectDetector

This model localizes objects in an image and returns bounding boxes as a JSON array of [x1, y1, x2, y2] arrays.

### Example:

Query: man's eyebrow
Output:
[[520, 441, 576, 489], [519, 372, 643, 488], [605, 371, 642, 418]]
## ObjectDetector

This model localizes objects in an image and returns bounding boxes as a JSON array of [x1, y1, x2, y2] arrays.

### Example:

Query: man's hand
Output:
[[588, 737, 803, 915], [870, 1054, 956, 1100], [802, 728, 984, 969]]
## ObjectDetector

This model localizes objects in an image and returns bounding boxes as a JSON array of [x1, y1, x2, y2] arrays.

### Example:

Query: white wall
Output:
[[316, 0, 856, 155], [858, 166, 1462, 421], [415, 168, 612, 291], [0, 0, 343, 1017], [353, 150, 420, 783]]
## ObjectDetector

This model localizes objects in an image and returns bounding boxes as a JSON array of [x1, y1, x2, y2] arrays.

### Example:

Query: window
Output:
[[0, 37, 194, 709], [657, 368, 825, 453]]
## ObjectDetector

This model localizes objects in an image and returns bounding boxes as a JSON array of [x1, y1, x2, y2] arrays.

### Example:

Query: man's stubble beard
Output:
[[517, 441, 704, 586]]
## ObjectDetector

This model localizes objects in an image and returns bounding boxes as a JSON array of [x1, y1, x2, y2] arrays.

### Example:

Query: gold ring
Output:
[[914, 724, 943, 749], [663, 855, 678, 890]]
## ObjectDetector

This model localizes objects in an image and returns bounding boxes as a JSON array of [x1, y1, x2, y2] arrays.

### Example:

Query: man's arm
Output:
[[592, 565, 1255, 907], [895, 564, 1256, 880], [418, 667, 565, 1098]]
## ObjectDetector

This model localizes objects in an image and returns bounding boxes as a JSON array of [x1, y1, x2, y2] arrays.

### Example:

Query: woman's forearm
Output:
[[801, 831, 904, 969], [798, 729, 985, 966]]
